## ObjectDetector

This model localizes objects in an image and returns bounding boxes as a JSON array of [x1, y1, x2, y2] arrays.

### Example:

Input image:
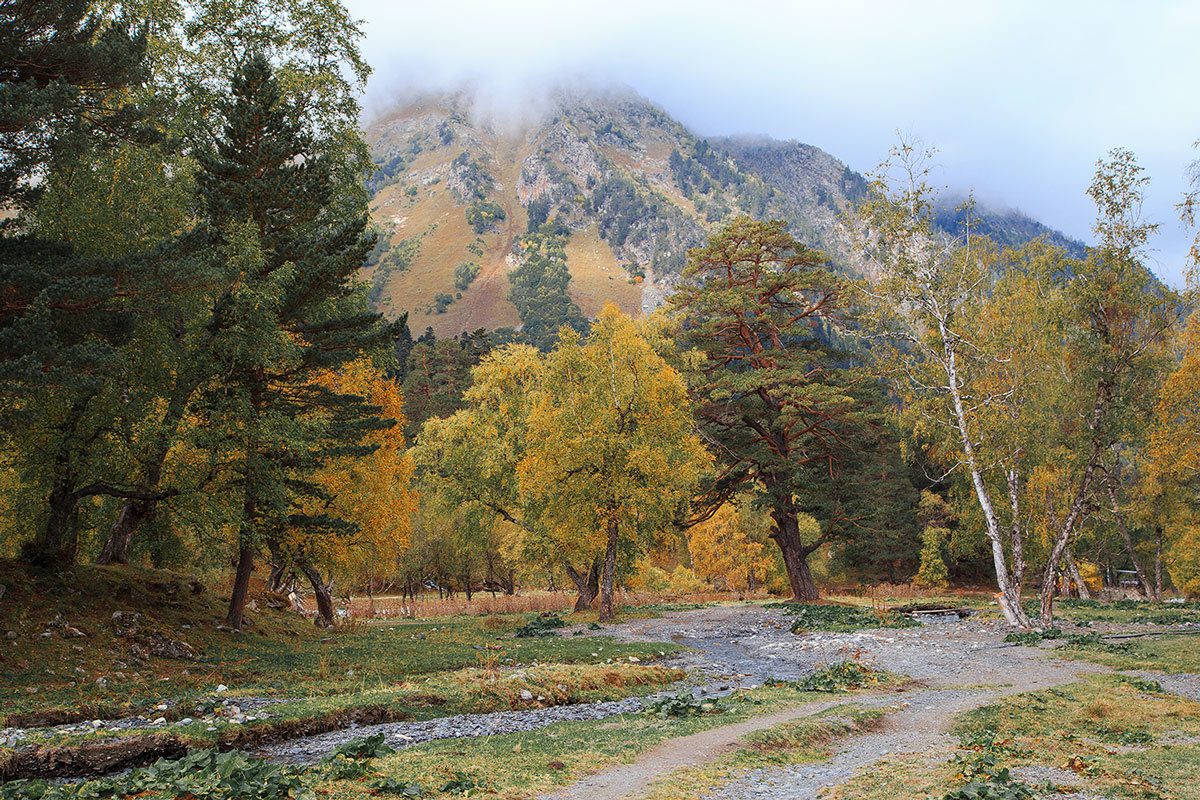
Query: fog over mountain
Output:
[[345, 0, 1200, 288]]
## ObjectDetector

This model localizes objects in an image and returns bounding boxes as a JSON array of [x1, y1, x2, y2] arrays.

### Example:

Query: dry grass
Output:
[[452, 662, 683, 712], [321, 589, 762, 620], [563, 224, 644, 318]]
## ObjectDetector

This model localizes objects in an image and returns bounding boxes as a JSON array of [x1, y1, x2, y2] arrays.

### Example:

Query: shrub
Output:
[[453, 261, 481, 290], [767, 603, 919, 632], [465, 201, 506, 234], [914, 526, 950, 588], [512, 613, 567, 638], [797, 661, 878, 692], [1003, 628, 1062, 645]]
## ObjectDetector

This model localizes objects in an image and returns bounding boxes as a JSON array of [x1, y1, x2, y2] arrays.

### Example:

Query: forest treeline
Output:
[[2, 0, 1199, 629]]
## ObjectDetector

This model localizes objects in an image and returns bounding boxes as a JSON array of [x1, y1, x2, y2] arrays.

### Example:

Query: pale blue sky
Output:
[[345, 0, 1200, 287]]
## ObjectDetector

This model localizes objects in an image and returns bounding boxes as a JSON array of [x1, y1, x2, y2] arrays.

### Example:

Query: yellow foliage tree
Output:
[[286, 360, 416, 623], [688, 503, 775, 592], [519, 304, 711, 621], [1150, 311, 1200, 490]]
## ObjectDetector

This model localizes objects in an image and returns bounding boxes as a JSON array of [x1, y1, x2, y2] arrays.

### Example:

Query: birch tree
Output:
[[519, 304, 710, 621], [1033, 149, 1177, 623], [851, 139, 1044, 627]]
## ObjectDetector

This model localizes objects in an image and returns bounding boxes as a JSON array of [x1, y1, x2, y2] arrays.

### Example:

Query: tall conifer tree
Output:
[[196, 54, 394, 629], [670, 218, 872, 602]]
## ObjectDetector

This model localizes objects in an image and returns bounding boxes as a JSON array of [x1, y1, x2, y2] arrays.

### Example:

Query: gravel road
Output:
[[540, 605, 1113, 800]]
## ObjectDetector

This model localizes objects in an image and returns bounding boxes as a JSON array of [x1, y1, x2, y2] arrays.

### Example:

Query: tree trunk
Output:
[[1006, 467, 1026, 587], [565, 558, 600, 612], [1038, 387, 1108, 626], [37, 476, 78, 566], [1155, 523, 1163, 600], [1105, 476, 1154, 599], [226, 543, 255, 630], [770, 511, 818, 602], [300, 561, 335, 627], [599, 518, 619, 622], [941, 329, 1029, 627], [96, 498, 151, 565], [1064, 550, 1092, 600], [228, 375, 265, 631], [97, 302, 226, 563]]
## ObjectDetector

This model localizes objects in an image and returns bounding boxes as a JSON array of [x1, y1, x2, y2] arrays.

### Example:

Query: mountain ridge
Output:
[[360, 86, 1087, 336]]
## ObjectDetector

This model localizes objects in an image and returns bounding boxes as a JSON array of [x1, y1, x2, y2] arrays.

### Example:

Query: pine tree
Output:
[[0, 0, 156, 211], [670, 218, 872, 602], [196, 54, 395, 630]]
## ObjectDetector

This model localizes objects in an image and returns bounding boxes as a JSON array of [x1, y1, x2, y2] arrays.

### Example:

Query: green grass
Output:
[[0, 682, 901, 800], [13, 662, 688, 750], [641, 703, 892, 800], [1031, 598, 1200, 626], [952, 674, 1200, 800], [319, 683, 897, 800], [1054, 633, 1200, 674], [0, 561, 683, 730], [831, 674, 1200, 800]]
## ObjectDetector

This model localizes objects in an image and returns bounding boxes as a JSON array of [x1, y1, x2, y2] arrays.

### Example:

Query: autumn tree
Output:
[[670, 217, 868, 602], [1030, 150, 1178, 623], [687, 501, 776, 592], [851, 140, 1065, 627], [277, 361, 415, 625], [519, 304, 710, 620]]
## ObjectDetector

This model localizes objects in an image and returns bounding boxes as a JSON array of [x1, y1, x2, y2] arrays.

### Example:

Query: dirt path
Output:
[[545, 698, 853, 800], [539, 604, 1111, 800]]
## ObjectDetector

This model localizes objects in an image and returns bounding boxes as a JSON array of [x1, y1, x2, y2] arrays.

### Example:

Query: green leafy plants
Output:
[[1063, 633, 1134, 653], [1115, 675, 1162, 693], [512, 614, 568, 638], [942, 774, 1033, 800], [0, 749, 316, 800], [767, 603, 919, 632], [943, 728, 1034, 800], [1003, 628, 1062, 645], [319, 734, 396, 779], [327, 733, 397, 761], [437, 772, 487, 794], [371, 777, 426, 796], [643, 690, 721, 719], [796, 661, 879, 692]]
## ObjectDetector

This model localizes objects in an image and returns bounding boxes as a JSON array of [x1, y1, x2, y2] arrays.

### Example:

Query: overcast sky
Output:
[[344, 0, 1200, 287]]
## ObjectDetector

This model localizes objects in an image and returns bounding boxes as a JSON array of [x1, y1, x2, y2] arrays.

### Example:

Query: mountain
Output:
[[361, 87, 1086, 336]]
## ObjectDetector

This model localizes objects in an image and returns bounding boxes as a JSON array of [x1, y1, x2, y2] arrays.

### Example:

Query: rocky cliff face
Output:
[[361, 87, 1083, 336]]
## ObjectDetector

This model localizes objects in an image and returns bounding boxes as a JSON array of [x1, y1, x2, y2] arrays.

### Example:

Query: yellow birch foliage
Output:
[[294, 361, 416, 580], [518, 304, 711, 572], [1150, 311, 1200, 595], [1150, 311, 1200, 488], [687, 503, 774, 591]]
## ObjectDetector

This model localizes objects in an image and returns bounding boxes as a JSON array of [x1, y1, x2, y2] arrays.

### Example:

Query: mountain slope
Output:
[[361, 87, 1086, 336]]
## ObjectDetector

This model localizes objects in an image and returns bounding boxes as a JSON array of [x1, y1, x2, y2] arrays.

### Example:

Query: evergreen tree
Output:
[[670, 218, 874, 601], [0, 0, 183, 566], [401, 330, 491, 440], [507, 223, 587, 351], [196, 54, 394, 630], [0, 0, 156, 211]]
